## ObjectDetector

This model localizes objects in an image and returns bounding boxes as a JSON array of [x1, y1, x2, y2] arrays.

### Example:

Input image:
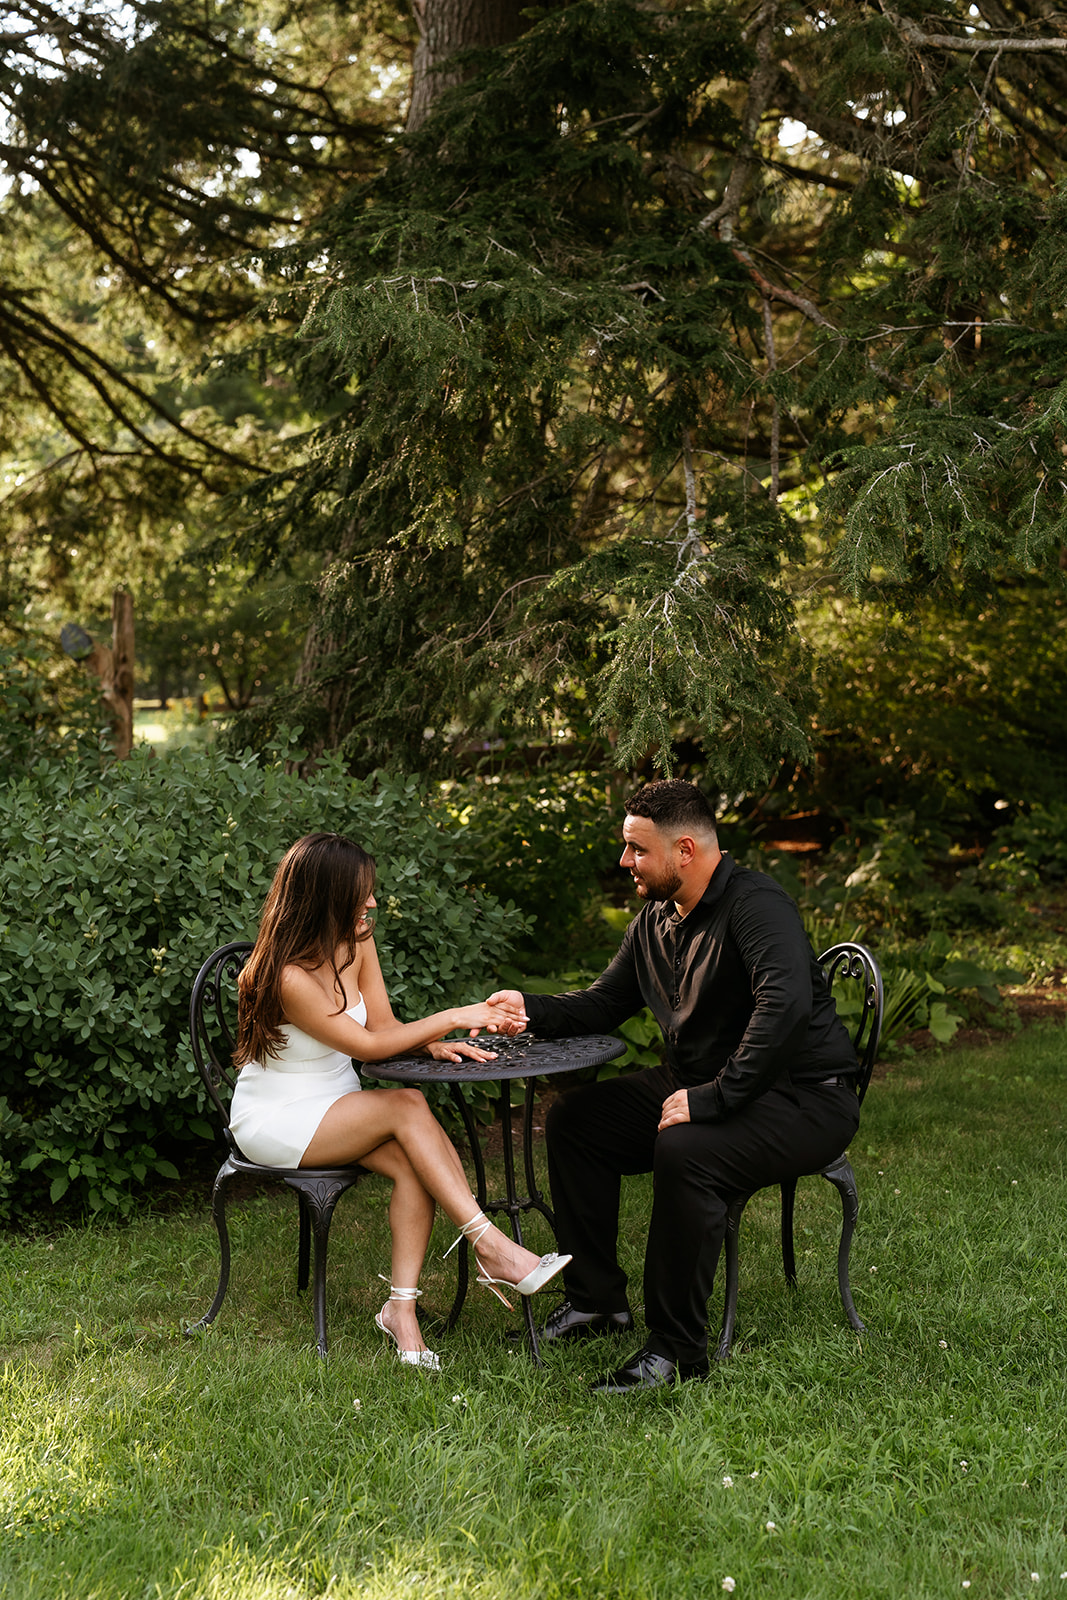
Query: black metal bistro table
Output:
[[364, 1033, 625, 1364]]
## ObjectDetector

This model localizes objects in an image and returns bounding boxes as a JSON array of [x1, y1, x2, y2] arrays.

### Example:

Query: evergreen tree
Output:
[[233, 0, 1067, 794], [0, 0, 410, 626]]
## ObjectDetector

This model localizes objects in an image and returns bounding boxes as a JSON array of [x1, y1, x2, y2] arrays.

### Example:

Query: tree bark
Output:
[[108, 589, 135, 759], [85, 588, 135, 757], [407, 0, 529, 132]]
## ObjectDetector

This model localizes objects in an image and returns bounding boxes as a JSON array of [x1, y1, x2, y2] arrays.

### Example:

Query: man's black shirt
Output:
[[523, 855, 857, 1122]]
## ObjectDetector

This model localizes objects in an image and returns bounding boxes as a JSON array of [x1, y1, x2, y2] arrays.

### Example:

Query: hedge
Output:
[[0, 741, 526, 1220]]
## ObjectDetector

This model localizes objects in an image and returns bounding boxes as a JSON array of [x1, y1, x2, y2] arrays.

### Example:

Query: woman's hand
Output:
[[425, 1037, 498, 1064], [657, 1088, 691, 1132], [483, 990, 528, 1036]]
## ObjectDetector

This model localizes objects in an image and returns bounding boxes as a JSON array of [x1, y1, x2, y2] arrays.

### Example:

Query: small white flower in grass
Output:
[[352, 1398, 361, 1411], [645, 1433, 652, 1440], [939, 1340, 948, 1349], [722, 1475, 734, 1488], [749, 1470, 760, 1478], [959, 1461, 968, 1471], [962, 1582, 971, 1589], [894, 1188, 901, 1195], [1013, 1180, 1019, 1186], [1031, 1574, 1040, 1583], [451, 1394, 464, 1404], [870, 1266, 878, 1274], [722, 1580, 736, 1593], [765, 1521, 776, 1532]]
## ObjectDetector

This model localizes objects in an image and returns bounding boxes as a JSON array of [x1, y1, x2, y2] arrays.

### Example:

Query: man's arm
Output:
[[490, 921, 645, 1039], [686, 883, 815, 1123]]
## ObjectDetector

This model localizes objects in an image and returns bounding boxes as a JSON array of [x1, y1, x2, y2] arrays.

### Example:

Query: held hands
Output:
[[454, 994, 528, 1039], [484, 989, 529, 1037], [658, 1088, 691, 1132]]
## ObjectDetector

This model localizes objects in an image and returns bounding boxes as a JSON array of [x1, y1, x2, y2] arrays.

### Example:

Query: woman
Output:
[[230, 832, 569, 1371]]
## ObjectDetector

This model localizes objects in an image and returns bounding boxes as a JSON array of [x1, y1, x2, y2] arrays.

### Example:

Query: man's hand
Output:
[[485, 990, 528, 1036], [658, 1088, 691, 1131]]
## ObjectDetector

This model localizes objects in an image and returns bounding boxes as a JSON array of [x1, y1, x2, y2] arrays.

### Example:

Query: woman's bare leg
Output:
[[357, 1137, 435, 1353], [301, 1087, 551, 1288]]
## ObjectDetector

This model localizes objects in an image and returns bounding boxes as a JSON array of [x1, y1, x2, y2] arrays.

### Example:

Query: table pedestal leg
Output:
[[444, 1083, 484, 1331], [445, 1076, 561, 1363]]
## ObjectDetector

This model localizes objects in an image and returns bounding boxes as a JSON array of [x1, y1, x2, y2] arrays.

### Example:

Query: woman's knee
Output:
[[389, 1086, 434, 1125]]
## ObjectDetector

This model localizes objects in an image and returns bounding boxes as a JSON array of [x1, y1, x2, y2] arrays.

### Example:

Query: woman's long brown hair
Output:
[[235, 833, 376, 1066]]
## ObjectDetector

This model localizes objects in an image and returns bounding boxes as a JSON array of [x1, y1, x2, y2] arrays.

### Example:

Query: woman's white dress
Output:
[[228, 998, 366, 1167]]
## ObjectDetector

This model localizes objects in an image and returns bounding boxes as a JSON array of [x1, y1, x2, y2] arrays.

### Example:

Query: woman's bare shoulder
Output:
[[279, 962, 327, 1009], [280, 954, 366, 1015]]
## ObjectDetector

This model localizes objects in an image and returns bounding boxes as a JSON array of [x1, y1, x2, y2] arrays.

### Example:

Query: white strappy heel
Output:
[[444, 1211, 571, 1310], [374, 1282, 441, 1372]]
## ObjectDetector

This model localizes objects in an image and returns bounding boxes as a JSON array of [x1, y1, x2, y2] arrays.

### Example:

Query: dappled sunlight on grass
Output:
[[2, 1025, 1065, 1598]]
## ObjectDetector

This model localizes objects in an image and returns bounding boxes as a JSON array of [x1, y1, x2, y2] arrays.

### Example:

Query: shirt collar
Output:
[[654, 852, 736, 929]]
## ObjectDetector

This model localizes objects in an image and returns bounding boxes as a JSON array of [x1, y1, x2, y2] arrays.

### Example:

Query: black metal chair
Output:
[[186, 941, 367, 1359], [714, 941, 884, 1360]]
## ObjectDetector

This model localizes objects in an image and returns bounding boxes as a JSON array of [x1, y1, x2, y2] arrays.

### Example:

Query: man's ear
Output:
[[676, 833, 697, 866]]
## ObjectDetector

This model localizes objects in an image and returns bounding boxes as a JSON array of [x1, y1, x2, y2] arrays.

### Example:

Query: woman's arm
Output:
[[358, 936, 500, 1063], [280, 948, 524, 1063]]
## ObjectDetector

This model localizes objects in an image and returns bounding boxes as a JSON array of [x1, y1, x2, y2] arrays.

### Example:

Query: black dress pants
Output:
[[545, 1065, 861, 1364]]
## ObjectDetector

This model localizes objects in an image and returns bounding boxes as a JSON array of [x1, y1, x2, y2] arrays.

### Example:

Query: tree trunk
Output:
[[86, 589, 135, 758], [108, 589, 135, 759], [407, 0, 529, 132], [293, 1, 532, 767]]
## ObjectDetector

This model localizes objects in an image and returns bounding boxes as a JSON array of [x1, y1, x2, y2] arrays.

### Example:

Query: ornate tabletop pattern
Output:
[[363, 1032, 625, 1083]]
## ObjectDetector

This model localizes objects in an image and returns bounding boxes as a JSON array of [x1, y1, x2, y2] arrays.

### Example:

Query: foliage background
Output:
[[0, 742, 525, 1221]]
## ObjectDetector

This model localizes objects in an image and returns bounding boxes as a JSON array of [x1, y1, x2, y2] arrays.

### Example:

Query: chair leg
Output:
[[297, 1192, 311, 1293], [185, 1159, 238, 1335], [714, 1195, 748, 1360], [780, 1178, 798, 1286], [821, 1155, 865, 1333], [287, 1175, 352, 1360]]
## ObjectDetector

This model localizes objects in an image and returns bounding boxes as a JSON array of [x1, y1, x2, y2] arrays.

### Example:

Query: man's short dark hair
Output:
[[624, 780, 718, 840]]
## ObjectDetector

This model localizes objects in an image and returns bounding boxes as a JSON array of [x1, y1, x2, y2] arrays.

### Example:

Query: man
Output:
[[489, 779, 861, 1394]]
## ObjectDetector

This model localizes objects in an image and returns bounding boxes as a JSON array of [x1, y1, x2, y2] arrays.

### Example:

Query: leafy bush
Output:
[[0, 640, 101, 777], [985, 802, 1067, 885], [442, 769, 623, 962], [0, 738, 526, 1221], [804, 808, 1008, 935]]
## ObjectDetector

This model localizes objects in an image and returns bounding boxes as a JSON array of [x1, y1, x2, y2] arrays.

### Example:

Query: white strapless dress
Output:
[[228, 999, 367, 1167]]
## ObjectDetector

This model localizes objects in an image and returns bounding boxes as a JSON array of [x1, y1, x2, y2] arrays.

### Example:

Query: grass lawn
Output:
[[2, 1024, 1065, 1600]]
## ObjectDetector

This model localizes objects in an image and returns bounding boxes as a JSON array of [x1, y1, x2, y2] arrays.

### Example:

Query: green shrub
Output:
[[0, 640, 101, 778], [441, 769, 622, 961], [0, 738, 526, 1221], [985, 802, 1067, 885]]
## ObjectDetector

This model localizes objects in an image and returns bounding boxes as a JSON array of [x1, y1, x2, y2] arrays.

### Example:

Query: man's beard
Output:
[[633, 867, 682, 902]]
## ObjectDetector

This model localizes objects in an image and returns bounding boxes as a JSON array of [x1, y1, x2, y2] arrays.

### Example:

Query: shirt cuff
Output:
[[686, 1081, 726, 1123]]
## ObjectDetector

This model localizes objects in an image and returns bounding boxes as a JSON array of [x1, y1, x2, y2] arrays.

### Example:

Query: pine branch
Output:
[[0, 290, 266, 476]]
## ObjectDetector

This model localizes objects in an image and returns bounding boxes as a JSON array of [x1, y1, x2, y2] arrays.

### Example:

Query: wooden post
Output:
[[68, 589, 135, 758]]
